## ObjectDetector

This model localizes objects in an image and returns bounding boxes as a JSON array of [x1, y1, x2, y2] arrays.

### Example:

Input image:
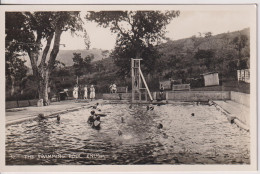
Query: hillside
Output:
[[56, 48, 109, 66], [86, 28, 250, 80], [8, 28, 250, 101], [22, 28, 249, 77], [65, 28, 250, 86], [157, 28, 250, 80], [23, 48, 109, 68]]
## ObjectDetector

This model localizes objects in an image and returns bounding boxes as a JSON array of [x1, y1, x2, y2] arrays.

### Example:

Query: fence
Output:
[[116, 87, 128, 93], [172, 84, 191, 91], [166, 91, 230, 101], [237, 69, 250, 83], [6, 99, 38, 109]]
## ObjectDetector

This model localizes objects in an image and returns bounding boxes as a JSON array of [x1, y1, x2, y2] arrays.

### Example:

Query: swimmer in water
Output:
[[157, 123, 163, 129], [57, 114, 60, 121], [94, 114, 100, 121], [91, 102, 99, 109], [38, 113, 47, 120], [88, 111, 95, 124], [118, 130, 122, 136], [163, 132, 168, 139], [121, 116, 124, 123], [147, 105, 154, 111]]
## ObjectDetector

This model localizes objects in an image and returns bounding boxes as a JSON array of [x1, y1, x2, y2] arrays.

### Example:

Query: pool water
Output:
[[6, 103, 250, 165]]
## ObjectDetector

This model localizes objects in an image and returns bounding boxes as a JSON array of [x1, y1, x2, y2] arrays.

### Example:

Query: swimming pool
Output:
[[6, 103, 250, 165]]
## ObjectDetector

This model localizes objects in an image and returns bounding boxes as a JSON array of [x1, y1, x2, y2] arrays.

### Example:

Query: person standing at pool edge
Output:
[[159, 84, 164, 100], [112, 83, 117, 93], [84, 85, 88, 99], [73, 84, 79, 100], [90, 85, 95, 101]]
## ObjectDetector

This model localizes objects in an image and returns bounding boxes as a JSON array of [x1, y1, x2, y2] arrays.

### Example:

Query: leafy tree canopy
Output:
[[6, 11, 84, 102], [6, 52, 28, 82], [72, 53, 94, 77], [86, 10, 180, 76], [194, 49, 215, 70]]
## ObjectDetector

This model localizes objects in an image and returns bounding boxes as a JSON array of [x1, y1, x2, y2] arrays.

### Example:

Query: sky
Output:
[[60, 9, 252, 51]]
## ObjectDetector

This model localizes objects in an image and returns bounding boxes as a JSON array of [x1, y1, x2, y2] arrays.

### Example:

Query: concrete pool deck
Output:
[[5, 99, 103, 126]]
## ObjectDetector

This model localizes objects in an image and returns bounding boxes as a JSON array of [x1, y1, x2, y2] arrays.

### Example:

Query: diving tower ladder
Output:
[[131, 58, 153, 102]]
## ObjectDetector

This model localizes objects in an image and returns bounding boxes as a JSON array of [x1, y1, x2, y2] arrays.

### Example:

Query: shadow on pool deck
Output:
[[6, 99, 103, 126]]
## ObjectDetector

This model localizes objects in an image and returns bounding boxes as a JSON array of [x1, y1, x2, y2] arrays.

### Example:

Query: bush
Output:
[[190, 78, 204, 88]]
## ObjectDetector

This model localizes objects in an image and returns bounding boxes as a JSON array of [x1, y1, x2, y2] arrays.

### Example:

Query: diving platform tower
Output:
[[131, 58, 153, 102]]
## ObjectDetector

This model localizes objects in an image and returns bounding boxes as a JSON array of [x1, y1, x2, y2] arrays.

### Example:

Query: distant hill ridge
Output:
[[56, 48, 107, 66], [23, 48, 108, 68], [23, 28, 249, 72]]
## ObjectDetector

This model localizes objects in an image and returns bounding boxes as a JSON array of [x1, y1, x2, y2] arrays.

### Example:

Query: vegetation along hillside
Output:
[[157, 28, 250, 81], [6, 28, 250, 101]]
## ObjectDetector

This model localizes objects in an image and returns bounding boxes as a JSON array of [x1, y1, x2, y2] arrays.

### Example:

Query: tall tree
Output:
[[86, 11, 180, 76], [5, 51, 28, 96], [6, 12, 84, 105], [231, 34, 249, 69], [72, 53, 93, 80], [194, 49, 215, 71]]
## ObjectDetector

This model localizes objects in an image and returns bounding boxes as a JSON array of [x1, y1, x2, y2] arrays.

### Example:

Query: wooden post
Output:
[[139, 69, 153, 101], [131, 58, 135, 102], [138, 61, 141, 101]]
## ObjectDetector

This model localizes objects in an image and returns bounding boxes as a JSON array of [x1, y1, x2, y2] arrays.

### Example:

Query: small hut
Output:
[[201, 72, 219, 86]]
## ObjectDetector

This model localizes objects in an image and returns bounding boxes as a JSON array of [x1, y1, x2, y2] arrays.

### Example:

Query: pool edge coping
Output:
[[213, 101, 250, 132], [5, 106, 87, 127]]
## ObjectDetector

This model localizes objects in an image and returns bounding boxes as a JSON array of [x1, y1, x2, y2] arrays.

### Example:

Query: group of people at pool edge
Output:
[[73, 84, 96, 101], [72, 83, 118, 100]]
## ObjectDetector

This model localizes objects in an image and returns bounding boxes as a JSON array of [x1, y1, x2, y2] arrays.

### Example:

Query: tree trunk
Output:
[[10, 75, 15, 96], [38, 70, 49, 105], [39, 28, 62, 105], [37, 33, 54, 106], [27, 28, 62, 106]]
